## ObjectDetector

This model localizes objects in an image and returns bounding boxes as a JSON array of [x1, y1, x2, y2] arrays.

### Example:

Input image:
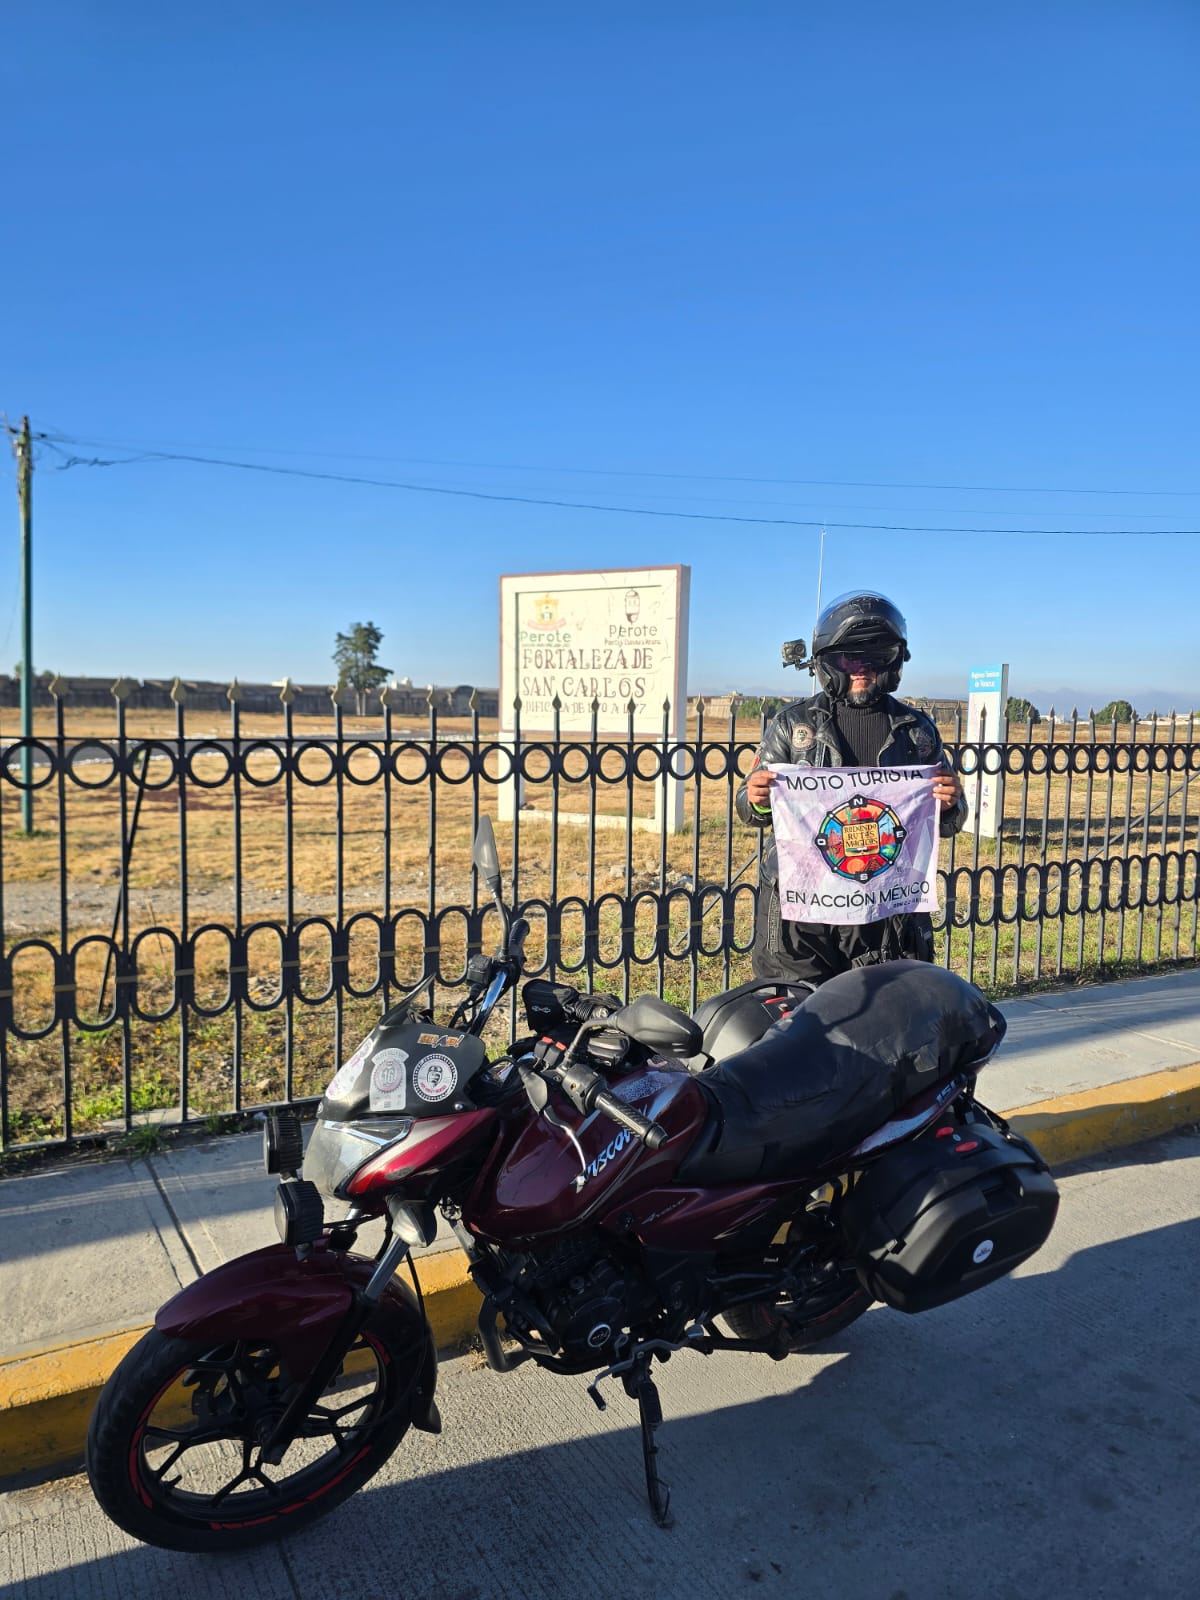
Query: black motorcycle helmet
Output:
[[811, 590, 910, 700]]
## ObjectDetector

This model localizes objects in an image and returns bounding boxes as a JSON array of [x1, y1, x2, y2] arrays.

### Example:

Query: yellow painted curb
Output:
[[0, 1326, 150, 1481], [416, 1245, 484, 1348], [0, 1254, 483, 1483], [1006, 1059, 1200, 1168], [3, 1063, 1199, 1484]]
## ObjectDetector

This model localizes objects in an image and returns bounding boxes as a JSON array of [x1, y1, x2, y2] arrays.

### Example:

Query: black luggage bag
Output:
[[841, 1120, 1059, 1313]]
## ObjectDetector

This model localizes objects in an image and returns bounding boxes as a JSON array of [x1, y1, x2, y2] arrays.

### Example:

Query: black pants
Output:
[[751, 882, 935, 987]]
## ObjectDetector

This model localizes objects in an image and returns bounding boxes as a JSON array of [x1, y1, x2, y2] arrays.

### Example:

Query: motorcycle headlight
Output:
[[302, 1117, 414, 1199]]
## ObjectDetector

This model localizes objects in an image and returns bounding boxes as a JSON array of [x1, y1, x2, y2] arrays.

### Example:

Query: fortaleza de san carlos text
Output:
[[519, 633, 657, 702]]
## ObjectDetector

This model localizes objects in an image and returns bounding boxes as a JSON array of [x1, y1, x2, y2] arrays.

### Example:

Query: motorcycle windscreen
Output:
[[319, 1022, 489, 1121]]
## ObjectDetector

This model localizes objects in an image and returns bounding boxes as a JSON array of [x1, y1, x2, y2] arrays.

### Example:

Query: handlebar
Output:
[[548, 1054, 668, 1151], [507, 916, 530, 965], [592, 1087, 668, 1151]]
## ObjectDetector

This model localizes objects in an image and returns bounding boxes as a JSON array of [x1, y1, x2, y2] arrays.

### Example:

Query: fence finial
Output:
[[47, 672, 67, 700], [278, 676, 297, 705], [227, 678, 242, 704], [111, 676, 136, 702], [170, 676, 188, 705]]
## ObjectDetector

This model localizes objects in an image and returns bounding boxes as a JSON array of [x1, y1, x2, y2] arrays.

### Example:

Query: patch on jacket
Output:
[[913, 724, 936, 757]]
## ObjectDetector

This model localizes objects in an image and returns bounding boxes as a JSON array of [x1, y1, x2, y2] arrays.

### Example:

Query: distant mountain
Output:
[[1014, 686, 1197, 718], [692, 679, 1199, 717]]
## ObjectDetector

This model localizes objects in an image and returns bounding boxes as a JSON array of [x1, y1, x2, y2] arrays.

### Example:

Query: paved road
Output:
[[2, 1132, 1198, 1600]]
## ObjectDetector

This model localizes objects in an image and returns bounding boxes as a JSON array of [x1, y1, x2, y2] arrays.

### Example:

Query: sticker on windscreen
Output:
[[369, 1048, 410, 1112], [413, 1053, 457, 1103], [327, 1038, 373, 1101]]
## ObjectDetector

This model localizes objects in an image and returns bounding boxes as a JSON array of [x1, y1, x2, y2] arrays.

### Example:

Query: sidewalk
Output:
[[3, 966, 1200, 1483]]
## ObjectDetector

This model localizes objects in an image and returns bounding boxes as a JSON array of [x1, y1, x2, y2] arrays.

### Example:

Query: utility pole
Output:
[[11, 416, 34, 831]]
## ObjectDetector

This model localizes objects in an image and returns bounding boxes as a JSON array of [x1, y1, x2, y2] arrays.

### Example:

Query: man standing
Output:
[[737, 590, 967, 986]]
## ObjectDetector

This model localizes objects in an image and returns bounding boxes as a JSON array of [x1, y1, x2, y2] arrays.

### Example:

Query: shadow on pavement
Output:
[[5, 1208, 1199, 1600]]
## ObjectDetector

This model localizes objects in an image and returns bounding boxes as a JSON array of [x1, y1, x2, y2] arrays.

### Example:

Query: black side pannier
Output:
[[841, 1122, 1059, 1313]]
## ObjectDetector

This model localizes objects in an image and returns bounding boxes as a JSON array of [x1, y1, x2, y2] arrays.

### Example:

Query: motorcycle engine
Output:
[[540, 1257, 628, 1353], [504, 1236, 650, 1359]]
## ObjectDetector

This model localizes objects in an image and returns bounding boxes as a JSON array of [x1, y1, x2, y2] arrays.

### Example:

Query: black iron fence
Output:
[[1, 684, 1197, 1151]]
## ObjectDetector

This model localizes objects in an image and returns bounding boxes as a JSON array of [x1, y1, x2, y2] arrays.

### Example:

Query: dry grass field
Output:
[[1, 702, 1196, 1148]]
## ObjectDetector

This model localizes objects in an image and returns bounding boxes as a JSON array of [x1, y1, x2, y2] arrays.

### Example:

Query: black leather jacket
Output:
[[736, 691, 968, 885]]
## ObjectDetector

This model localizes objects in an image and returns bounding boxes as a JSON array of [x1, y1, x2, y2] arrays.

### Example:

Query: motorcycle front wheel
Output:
[[86, 1316, 419, 1553]]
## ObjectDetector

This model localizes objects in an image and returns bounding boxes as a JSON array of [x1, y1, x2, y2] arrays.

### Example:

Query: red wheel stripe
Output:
[[129, 1368, 185, 1509]]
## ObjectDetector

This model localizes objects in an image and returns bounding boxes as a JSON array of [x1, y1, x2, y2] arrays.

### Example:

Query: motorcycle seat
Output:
[[675, 960, 1005, 1186]]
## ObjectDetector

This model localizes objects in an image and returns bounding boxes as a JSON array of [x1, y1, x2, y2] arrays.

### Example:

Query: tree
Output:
[[738, 696, 785, 721], [1006, 695, 1041, 725], [1095, 699, 1137, 725], [333, 621, 390, 715]]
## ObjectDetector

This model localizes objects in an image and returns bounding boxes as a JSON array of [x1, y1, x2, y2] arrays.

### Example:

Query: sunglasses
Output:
[[827, 648, 900, 673]]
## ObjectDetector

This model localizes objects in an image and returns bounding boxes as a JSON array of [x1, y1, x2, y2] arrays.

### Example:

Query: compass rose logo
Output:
[[815, 795, 906, 883]]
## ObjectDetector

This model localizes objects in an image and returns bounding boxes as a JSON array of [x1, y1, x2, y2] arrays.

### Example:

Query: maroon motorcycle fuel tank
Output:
[[467, 1065, 709, 1243]]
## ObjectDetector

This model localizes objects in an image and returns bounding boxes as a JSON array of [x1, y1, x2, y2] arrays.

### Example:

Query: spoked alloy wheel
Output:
[[721, 1261, 870, 1350], [87, 1322, 416, 1552], [721, 1215, 871, 1351]]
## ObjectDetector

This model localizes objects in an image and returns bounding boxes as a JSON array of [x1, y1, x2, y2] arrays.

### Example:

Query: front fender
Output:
[[156, 1241, 439, 1431]]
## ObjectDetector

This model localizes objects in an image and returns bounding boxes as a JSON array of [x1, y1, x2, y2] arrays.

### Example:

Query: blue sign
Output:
[[969, 666, 1005, 694]]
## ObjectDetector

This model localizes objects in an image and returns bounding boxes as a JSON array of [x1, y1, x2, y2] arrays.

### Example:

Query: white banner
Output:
[[769, 764, 940, 924]]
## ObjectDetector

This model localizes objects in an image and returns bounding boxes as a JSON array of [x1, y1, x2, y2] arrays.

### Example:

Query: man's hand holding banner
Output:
[[768, 764, 941, 925]]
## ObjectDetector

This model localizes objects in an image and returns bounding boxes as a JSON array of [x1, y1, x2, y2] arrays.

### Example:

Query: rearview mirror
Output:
[[473, 816, 502, 893], [611, 994, 703, 1057]]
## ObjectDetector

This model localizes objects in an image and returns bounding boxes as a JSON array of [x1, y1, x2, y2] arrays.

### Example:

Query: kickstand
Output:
[[625, 1358, 673, 1529]]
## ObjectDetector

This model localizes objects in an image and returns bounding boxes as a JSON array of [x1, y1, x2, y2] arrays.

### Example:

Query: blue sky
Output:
[[3, 1, 1199, 713]]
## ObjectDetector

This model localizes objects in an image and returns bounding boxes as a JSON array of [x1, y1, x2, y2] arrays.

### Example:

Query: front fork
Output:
[[260, 1201, 429, 1463]]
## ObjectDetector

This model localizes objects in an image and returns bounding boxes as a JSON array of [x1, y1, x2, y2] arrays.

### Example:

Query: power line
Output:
[[36, 438, 1184, 521], [38, 428, 1200, 499], [40, 442, 1200, 536], [36, 437, 1187, 521]]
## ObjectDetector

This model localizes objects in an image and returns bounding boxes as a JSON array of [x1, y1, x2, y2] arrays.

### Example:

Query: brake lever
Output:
[[518, 1063, 588, 1179], [518, 1064, 551, 1113]]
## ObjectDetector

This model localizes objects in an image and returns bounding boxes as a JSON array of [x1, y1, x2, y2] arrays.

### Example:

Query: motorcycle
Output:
[[87, 819, 1059, 1551]]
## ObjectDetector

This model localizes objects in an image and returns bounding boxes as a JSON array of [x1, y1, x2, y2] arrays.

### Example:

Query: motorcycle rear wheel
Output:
[[721, 1269, 871, 1350], [721, 1216, 872, 1352], [87, 1317, 417, 1553]]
